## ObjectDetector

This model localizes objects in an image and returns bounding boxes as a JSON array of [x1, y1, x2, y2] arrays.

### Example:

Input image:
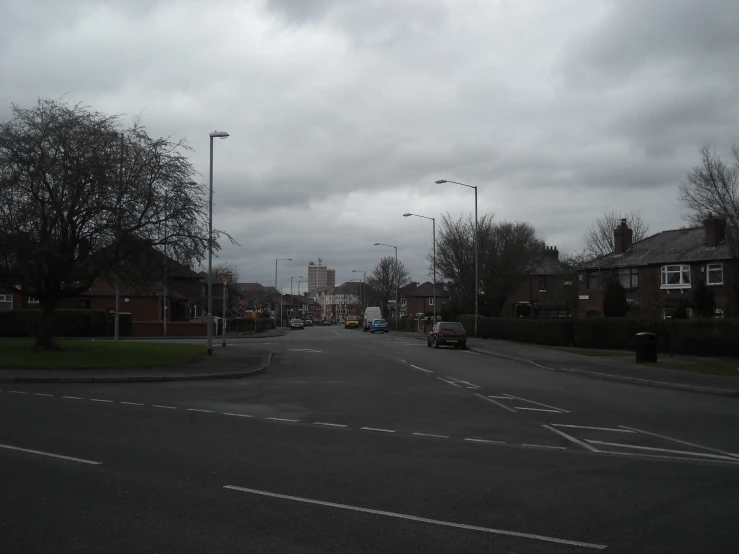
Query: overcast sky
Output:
[[2, 0, 738, 291]]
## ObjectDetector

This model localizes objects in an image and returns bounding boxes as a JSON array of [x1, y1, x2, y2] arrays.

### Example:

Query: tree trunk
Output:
[[36, 299, 58, 350]]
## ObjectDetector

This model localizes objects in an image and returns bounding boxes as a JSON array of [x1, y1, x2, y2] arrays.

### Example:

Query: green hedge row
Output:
[[0, 310, 109, 338], [227, 317, 276, 333], [455, 314, 739, 357], [388, 318, 416, 332]]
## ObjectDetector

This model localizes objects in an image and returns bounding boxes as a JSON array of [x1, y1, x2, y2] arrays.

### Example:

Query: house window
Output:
[[706, 263, 723, 286], [0, 294, 12, 311], [661, 265, 691, 289], [428, 297, 434, 306], [715, 308, 725, 318], [27, 296, 40, 304], [538, 278, 547, 292], [617, 268, 639, 289], [587, 271, 600, 290]]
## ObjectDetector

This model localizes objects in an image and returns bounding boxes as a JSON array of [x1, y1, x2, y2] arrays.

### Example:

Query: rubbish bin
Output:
[[635, 332, 657, 363]]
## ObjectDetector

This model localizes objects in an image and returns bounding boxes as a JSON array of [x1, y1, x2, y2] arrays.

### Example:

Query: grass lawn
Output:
[[658, 357, 739, 378], [539, 345, 632, 357], [0, 340, 206, 370]]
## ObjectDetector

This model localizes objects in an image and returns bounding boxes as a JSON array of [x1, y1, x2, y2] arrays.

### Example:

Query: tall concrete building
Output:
[[308, 259, 335, 292]]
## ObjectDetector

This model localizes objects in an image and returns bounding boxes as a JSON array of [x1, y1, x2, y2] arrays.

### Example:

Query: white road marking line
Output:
[[464, 438, 506, 444], [267, 417, 298, 423], [487, 395, 511, 399], [411, 364, 433, 373], [0, 443, 101, 465], [515, 407, 563, 413], [552, 424, 635, 433], [186, 408, 215, 413], [360, 427, 396, 433], [223, 485, 607, 550], [33, 393, 53, 397], [503, 394, 570, 413], [446, 377, 480, 389], [90, 399, 113, 403], [412, 432, 450, 439], [475, 393, 518, 413], [596, 450, 739, 465], [120, 401, 144, 406], [152, 405, 177, 409], [8, 390, 27, 394], [398, 359, 408, 364], [522, 444, 567, 450], [313, 422, 348, 428], [542, 425, 599, 452], [437, 377, 461, 387], [585, 440, 737, 461], [619, 425, 739, 461], [62, 396, 83, 400], [223, 412, 254, 418], [287, 348, 322, 353]]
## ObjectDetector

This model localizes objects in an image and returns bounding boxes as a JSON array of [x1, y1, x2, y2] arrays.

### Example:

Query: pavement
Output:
[[2, 326, 738, 553]]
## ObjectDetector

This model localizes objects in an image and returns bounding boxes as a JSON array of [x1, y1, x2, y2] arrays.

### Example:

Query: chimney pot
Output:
[[704, 215, 726, 247], [614, 220, 633, 254]]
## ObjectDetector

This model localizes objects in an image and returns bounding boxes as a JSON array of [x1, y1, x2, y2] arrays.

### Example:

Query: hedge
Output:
[[388, 318, 416, 332], [455, 314, 739, 357], [227, 317, 276, 333], [0, 310, 109, 338]]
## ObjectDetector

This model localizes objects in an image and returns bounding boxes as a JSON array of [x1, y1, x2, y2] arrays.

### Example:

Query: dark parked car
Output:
[[303, 319, 313, 327], [427, 321, 467, 349], [289, 319, 304, 330]]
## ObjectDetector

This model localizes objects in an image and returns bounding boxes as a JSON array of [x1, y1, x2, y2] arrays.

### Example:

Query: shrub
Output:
[[457, 314, 574, 346], [693, 281, 715, 318], [603, 279, 628, 317], [0, 310, 108, 338], [226, 317, 276, 333]]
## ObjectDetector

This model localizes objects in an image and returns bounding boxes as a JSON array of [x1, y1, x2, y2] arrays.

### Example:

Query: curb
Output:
[[468, 347, 739, 397], [0, 351, 274, 384]]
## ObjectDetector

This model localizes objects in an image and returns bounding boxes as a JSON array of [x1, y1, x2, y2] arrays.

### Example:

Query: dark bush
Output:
[[226, 317, 276, 333], [388, 318, 416, 332], [0, 310, 108, 338], [603, 279, 628, 317], [457, 314, 574, 346]]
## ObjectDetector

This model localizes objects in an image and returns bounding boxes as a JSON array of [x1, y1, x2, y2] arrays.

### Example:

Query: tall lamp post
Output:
[[436, 179, 478, 338], [403, 213, 436, 322], [275, 258, 292, 327], [207, 130, 229, 356], [352, 270, 367, 313], [373, 242, 399, 330], [114, 130, 124, 341], [298, 280, 306, 319], [290, 275, 303, 321]]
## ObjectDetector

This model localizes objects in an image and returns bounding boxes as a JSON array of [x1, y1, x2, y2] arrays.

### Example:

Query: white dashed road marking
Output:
[[90, 399, 113, 403], [313, 422, 348, 428], [8, 391, 27, 394], [0, 442, 101, 465], [410, 364, 433, 373], [152, 405, 177, 410], [515, 407, 563, 413], [267, 417, 298, 423], [475, 393, 518, 413], [62, 396, 83, 400], [503, 394, 570, 413], [551, 424, 635, 433], [585, 440, 738, 461], [223, 412, 254, 418], [522, 444, 567, 450], [542, 425, 599, 452], [120, 401, 144, 406], [360, 427, 396, 433], [464, 438, 505, 444], [437, 377, 461, 388], [186, 408, 215, 413], [223, 486, 608, 550], [33, 393, 54, 397]]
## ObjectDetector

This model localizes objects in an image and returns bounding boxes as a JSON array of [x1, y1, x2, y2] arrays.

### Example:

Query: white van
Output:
[[363, 307, 382, 331]]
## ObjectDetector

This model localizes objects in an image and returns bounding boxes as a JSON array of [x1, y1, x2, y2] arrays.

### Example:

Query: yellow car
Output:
[[345, 316, 360, 329]]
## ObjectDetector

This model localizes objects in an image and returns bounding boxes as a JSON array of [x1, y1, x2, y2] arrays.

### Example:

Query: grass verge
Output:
[[0, 340, 206, 370], [538, 345, 631, 357], [657, 358, 739, 378]]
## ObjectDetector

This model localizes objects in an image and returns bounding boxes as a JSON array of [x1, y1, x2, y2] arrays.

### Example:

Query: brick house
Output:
[[501, 245, 577, 318], [576, 216, 737, 318], [402, 282, 450, 317]]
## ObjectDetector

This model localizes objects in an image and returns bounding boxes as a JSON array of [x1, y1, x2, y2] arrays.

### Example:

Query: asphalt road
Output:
[[1, 326, 738, 553]]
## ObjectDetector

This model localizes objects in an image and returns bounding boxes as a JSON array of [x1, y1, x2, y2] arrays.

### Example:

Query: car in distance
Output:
[[289, 319, 304, 330], [370, 318, 389, 333], [345, 315, 360, 329], [363, 307, 382, 331], [427, 321, 467, 349], [303, 319, 313, 327]]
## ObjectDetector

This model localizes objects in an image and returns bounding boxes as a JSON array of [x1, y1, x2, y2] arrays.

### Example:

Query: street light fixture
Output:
[[275, 258, 292, 327], [207, 130, 229, 356], [373, 242, 399, 331], [403, 213, 436, 322], [436, 179, 478, 338]]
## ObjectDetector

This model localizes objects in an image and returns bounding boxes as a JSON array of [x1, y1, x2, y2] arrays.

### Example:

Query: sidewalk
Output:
[[0, 346, 274, 383], [408, 332, 738, 396]]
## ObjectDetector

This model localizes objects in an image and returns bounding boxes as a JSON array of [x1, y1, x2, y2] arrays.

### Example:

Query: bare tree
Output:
[[679, 144, 739, 243], [432, 212, 540, 317], [582, 209, 649, 258], [559, 250, 593, 269], [212, 263, 240, 284], [0, 99, 230, 348], [366, 256, 411, 315]]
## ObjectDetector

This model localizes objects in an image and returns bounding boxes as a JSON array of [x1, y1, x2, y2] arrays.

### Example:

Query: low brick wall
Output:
[[132, 321, 210, 337]]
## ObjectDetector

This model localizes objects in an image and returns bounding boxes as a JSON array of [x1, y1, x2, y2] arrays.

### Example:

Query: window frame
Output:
[[586, 270, 600, 291], [538, 278, 547, 292], [616, 267, 639, 289], [660, 264, 691, 289], [428, 297, 434, 306], [706, 263, 724, 286], [0, 293, 13, 310]]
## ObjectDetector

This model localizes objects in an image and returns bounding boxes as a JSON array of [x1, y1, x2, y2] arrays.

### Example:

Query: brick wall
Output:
[[501, 274, 577, 317]]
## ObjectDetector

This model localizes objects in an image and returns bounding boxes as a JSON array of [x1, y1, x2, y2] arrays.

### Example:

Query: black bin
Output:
[[635, 332, 657, 363]]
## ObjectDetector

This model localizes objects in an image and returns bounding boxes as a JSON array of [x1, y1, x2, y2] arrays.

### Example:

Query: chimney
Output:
[[704, 213, 726, 247], [613, 218, 633, 254], [542, 245, 559, 260]]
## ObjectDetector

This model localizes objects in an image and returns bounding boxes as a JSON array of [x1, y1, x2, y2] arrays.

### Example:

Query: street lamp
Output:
[[290, 275, 303, 320], [275, 258, 292, 327], [403, 213, 436, 322], [436, 179, 478, 338], [298, 280, 307, 319], [352, 269, 367, 313], [207, 130, 229, 356], [374, 242, 399, 331]]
